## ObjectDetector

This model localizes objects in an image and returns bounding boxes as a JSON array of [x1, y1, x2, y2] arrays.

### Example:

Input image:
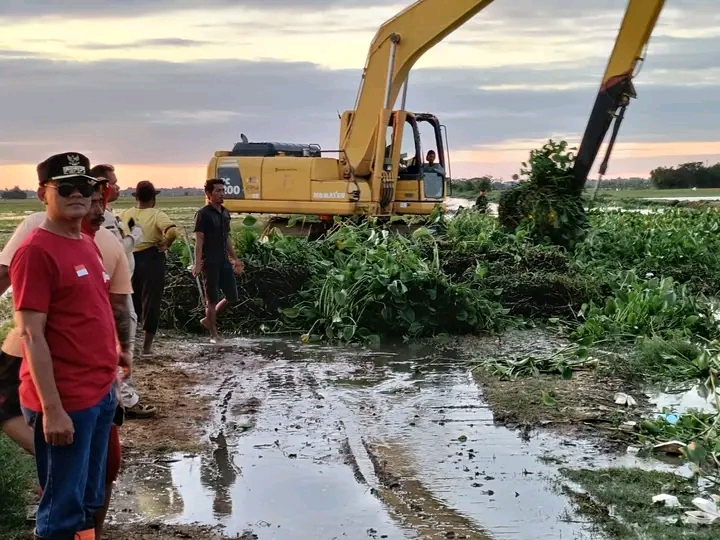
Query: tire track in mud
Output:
[[363, 439, 493, 540], [198, 345, 530, 539]]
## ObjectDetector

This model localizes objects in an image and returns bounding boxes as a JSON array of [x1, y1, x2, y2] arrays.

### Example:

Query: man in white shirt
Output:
[[90, 164, 156, 419]]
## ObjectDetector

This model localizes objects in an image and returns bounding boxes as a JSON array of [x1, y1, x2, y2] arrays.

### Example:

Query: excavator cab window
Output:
[[398, 116, 420, 177], [416, 113, 446, 199]]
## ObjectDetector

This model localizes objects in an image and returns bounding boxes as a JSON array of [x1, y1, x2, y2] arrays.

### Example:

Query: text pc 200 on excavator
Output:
[[206, 0, 665, 223]]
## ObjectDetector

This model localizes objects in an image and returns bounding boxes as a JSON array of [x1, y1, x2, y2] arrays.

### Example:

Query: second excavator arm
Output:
[[340, 0, 497, 179], [571, 0, 665, 192]]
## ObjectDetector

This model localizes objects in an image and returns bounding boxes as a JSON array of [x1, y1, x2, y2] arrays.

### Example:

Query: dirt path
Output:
[[105, 334, 651, 540], [118, 336, 221, 454]]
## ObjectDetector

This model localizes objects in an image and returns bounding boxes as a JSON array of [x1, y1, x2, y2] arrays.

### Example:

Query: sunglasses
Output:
[[47, 179, 95, 198]]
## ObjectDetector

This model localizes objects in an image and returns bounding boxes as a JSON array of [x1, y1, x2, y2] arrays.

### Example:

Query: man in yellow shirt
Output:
[[120, 181, 180, 355]]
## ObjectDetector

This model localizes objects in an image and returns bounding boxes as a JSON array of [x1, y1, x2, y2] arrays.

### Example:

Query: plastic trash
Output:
[[658, 413, 680, 425], [614, 393, 637, 406], [682, 496, 720, 525], [652, 494, 680, 507], [652, 440, 687, 455]]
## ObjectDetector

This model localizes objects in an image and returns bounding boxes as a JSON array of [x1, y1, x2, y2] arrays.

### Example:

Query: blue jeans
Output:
[[23, 389, 116, 539]]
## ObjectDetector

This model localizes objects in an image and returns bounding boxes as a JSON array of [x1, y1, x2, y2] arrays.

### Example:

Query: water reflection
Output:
[[201, 431, 240, 518]]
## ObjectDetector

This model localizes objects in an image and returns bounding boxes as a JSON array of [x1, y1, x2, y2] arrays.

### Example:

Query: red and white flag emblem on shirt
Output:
[[75, 265, 88, 277]]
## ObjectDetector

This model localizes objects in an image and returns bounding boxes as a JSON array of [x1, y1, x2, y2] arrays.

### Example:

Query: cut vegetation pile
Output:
[[497, 139, 588, 250]]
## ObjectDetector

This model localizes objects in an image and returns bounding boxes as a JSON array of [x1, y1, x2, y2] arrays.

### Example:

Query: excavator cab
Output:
[[388, 111, 448, 206]]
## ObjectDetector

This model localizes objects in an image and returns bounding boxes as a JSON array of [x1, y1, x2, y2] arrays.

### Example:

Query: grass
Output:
[[0, 435, 34, 540], [0, 194, 208, 213], [0, 195, 215, 248], [562, 467, 719, 539], [597, 188, 720, 200]]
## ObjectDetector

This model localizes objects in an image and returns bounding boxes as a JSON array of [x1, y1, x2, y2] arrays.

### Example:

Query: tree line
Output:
[[451, 160, 720, 195], [650, 162, 720, 190]]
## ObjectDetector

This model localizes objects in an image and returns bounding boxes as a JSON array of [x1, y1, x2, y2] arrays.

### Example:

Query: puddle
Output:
[[111, 336, 681, 539], [648, 385, 719, 415]]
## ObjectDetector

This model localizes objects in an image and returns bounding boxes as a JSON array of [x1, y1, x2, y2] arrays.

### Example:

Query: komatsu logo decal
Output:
[[312, 192, 346, 199]]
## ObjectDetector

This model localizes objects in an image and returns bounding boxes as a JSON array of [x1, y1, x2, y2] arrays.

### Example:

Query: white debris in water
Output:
[[684, 495, 720, 525], [652, 441, 687, 455], [614, 393, 637, 406], [652, 493, 680, 507]]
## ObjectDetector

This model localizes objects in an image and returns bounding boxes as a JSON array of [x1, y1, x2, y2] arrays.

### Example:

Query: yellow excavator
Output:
[[206, 0, 665, 223]]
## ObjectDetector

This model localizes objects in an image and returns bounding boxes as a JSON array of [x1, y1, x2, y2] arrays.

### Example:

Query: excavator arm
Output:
[[340, 0, 497, 179], [571, 0, 665, 192]]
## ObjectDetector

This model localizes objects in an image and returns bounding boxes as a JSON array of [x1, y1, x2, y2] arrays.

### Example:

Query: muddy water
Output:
[[111, 336, 656, 539]]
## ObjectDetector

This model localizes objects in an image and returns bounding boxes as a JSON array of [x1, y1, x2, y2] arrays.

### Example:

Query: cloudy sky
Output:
[[0, 0, 718, 189]]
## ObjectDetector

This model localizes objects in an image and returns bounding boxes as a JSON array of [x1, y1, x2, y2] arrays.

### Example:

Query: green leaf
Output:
[[282, 307, 299, 319], [541, 391, 557, 408], [366, 334, 381, 345], [342, 325, 356, 341], [560, 365, 573, 380], [401, 307, 415, 324], [334, 289, 348, 306], [408, 321, 423, 335], [388, 280, 407, 296], [242, 215, 257, 227]]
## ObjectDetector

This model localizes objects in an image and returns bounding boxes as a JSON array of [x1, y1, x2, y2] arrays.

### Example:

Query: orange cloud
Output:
[[0, 163, 208, 190]]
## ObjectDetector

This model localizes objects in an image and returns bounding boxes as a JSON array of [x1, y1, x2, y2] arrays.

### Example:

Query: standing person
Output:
[[79, 179, 133, 539], [0, 178, 132, 539], [9, 152, 127, 540], [120, 181, 180, 356], [475, 189, 489, 213], [89, 165, 155, 419], [192, 178, 244, 343]]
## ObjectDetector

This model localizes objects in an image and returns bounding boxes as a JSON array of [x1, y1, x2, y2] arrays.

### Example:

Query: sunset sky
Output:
[[1, 0, 719, 190]]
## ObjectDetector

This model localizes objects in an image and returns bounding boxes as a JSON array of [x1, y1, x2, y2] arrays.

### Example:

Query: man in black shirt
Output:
[[192, 178, 244, 342]]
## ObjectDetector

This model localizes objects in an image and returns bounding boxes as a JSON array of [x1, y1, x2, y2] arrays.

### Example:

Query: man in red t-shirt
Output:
[[10, 152, 129, 540]]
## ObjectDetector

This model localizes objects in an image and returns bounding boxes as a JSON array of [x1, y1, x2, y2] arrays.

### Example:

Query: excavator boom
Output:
[[572, 0, 665, 191], [341, 0, 496, 178]]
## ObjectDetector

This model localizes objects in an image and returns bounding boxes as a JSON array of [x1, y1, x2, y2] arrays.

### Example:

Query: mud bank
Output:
[[105, 332, 692, 540]]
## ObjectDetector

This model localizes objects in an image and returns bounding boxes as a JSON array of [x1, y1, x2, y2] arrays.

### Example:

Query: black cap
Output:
[[37, 153, 94, 185], [133, 181, 160, 202]]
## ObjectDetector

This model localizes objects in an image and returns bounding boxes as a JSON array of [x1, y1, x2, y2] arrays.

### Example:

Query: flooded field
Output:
[[104, 334, 695, 540]]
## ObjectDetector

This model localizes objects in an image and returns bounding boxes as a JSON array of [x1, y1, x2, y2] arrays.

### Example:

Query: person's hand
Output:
[[232, 259, 244, 274], [118, 350, 133, 379], [192, 262, 202, 277], [114, 376, 123, 400], [42, 406, 74, 446]]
